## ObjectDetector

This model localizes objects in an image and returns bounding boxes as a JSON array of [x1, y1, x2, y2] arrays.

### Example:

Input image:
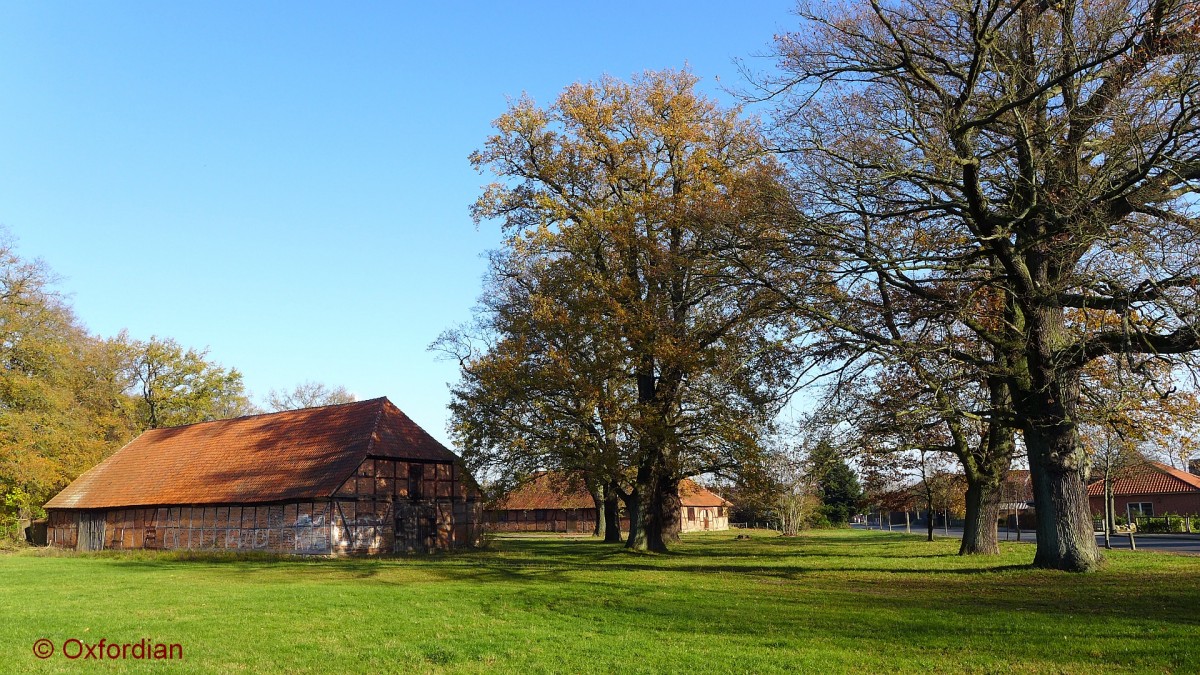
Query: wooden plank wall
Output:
[[47, 503, 335, 554], [485, 508, 599, 533]]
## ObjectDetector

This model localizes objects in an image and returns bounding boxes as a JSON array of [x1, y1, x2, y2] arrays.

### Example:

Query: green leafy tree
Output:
[[121, 334, 256, 429], [0, 238, 139, 528], [810, 442, 863, 526], [436, 249, 635, 543]]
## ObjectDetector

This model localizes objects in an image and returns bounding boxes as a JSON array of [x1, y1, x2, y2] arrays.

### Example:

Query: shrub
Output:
[[1137, 515, 1186, 534], [806, 512, 833, 529]]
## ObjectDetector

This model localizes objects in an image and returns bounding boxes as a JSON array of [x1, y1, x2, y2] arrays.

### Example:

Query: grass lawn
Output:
[[2, 529, 1197, 673]]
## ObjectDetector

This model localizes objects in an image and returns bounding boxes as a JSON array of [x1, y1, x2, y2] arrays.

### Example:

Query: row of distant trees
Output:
[[0, 241, 355, 537], [727, 440, 864, 534], [442, 0, 1200, 571]]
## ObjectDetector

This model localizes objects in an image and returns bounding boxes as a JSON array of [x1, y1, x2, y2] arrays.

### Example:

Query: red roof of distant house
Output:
[[680, 480, 733, 508], [493, 473, 732, 511], [45, 398, 460, 510], [1086, 461, 1200, 497]]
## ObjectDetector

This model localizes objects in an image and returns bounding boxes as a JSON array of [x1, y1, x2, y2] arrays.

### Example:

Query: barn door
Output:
[[417, 511, 435, 552], [394, 507, 412, 553], [77, 513, 105, 551], [395, 504, 436, 553]]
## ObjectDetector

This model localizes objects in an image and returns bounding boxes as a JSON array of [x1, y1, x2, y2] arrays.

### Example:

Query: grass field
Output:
[[2, 529, 1198, 673]]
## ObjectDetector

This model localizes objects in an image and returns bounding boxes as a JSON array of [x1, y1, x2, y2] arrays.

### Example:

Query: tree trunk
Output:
[[1026, 425, 1103, 571], [622, 488, 641, 549], [626, 370, 672, 552], [959, 479, 1002, 555], [957, 389, 1014, 555], [590, 487, 605, 538], [1009, 272, 1103, 571], [626, 457, 669, 552], [659, 482, 681, 544], [604, 481, 623, 543], [926, 504, 934, 542], [1105, 481, 1116, 533], [1102, 476, 1112, 550]]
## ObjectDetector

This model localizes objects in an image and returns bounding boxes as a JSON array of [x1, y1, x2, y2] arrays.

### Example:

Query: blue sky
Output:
[[0, 1, 796, 445]]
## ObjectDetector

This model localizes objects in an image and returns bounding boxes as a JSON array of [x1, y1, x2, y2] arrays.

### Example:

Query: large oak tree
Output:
[[464, 70, 797, 551], [758, 0, 1200, 570]]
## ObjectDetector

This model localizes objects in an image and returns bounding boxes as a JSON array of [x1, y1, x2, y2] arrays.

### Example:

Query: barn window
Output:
[[687, 507, 696, 521], [409, 463, 424, 499]]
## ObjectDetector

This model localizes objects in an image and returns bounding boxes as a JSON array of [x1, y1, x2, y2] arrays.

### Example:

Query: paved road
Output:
[[853, 523, 1200, 554], [1090, 532, 1200, 554]]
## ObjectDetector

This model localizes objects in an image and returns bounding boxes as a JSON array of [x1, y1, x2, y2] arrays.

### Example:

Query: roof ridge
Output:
[[141, 396, 387, 432], [363, 397, 388, 455]]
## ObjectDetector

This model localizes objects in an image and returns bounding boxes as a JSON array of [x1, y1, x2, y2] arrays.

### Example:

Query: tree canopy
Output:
[[451, 69, 799, 551], [747, 0, 1200, 571]]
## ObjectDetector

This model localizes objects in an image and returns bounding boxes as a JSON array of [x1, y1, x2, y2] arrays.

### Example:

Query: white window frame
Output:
[[1127, 502, 1154, 519]]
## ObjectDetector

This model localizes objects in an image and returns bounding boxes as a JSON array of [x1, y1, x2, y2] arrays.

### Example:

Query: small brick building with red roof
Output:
[[44, 397, 482, 554], [486, 472, 732, 533], [1087, 461, 1200, 519]]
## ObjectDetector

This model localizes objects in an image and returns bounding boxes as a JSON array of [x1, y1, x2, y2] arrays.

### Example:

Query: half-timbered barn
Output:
[[44, 398, 482, 554], [486, 472, 602, 533], [485, 472, 731, 533]]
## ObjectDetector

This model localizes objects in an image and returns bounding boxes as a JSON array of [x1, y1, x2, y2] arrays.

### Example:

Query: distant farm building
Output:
[[485, 472, 732, 533], [1088, 461, 1200, 520], [678, 480, 732, 532], [44, 398, 482, 554], [486, 472, 602, 533]]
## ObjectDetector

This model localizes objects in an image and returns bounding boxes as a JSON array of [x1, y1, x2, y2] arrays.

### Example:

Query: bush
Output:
[[1136, 515, 1186, 533], [819, 504, 851, 526], [806, 512, 833, 529], [2, 488, 45, 543]]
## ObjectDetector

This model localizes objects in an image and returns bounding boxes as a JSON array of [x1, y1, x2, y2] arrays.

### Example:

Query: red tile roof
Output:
[[1087, 461, 1200, 497], [45, 398, 460, 510], [493, 472, 596, 510], [493, 473, 732, 511], [680, 480, 733, 508]]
